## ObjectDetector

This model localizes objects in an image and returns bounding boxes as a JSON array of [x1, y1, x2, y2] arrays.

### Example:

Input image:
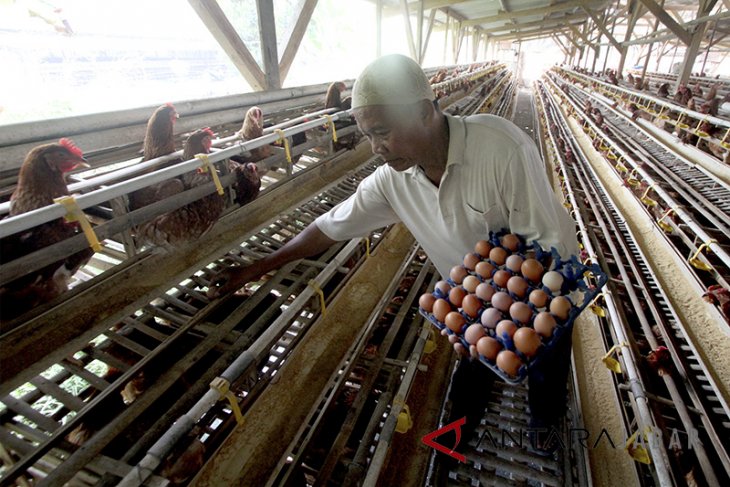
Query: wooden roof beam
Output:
[[463, 0, 601, 26], [479, 11, 589, 35], [279, 0, 318, 83], [581, 3, 623, 50], [256, 0, 281, 90], [187, 0, 265, 90], [637, 0, 692, 44]]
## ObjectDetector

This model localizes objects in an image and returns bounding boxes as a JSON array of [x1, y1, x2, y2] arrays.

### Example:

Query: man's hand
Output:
[[207, 265, 262, 299]]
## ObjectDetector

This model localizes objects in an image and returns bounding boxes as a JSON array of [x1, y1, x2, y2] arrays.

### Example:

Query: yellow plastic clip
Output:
[[394, 397, 413, 433], [308, 279, 326, 316], [589, 293, 606, 317], [210, 377, 244, 425], [423, 327, 436, 354], [720, 128, 730, 150], [626, 168, 640, 187], [656, 208, 675, 233], [615, 156, 628, 173], [640, 184, 657, 207], [274, 129, 293, 164], [195, 154, 225, 196], [563, 201, 572, 210], [364, 237, 371, 258], [625, 427, 653, 465], [606, 150, 618, 160], [689, 240, 717, 272], [53, 196, 102, 252], [693, 118, 709, 138], [676, 113, 689, 130], [324, 114, 338, 143], [602, 343, 625, 374], [656, 106, 669, 120]]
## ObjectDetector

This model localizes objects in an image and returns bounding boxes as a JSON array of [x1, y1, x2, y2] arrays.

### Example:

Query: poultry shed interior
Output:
[[1, 0, 730, 486]]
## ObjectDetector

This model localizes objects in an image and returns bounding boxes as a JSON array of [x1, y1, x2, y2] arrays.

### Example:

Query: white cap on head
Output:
[[351, 54, 436, 109]]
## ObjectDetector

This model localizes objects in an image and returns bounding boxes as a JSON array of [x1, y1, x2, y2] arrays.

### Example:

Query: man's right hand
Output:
[[207, 265, 262, 299]]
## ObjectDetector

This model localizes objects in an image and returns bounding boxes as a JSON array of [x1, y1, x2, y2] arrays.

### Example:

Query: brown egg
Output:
[[419, 293, 436, 312], [481, 307, 503, 328], [475, 261, 495, 279], [489, 247, 508, 266], [521, 258, 544, 283], [495, 319, 517, 340], [533, 312, 557, 338], [449, 287, 467, 307], [509, 302, 533, 324], [445, 311, 466, 333], [435, 280, 451, 296], [550, 296, 572, 321], [493, 270, 511, 288], [461, 294, 482, 318], [505, 254, 524, 273], [469, 344, 479, 359], [462, 275, 480, 293], [496, 350, 523, 377], [513, 327, 542, 357], [476, 282, 496, 302], [475, 240, 492, 257], [501, 233, 520, 252], [529, 289, 550, 308], [506, 276, 529, 298], [476, 336, 501, 361], [491, 292, 513, 312], [464, 323, 486, 345], [453, 342, 468, 356], [463, 253, 480, 271], [433, 299, 452, 322], [450, 265, 468, 284]]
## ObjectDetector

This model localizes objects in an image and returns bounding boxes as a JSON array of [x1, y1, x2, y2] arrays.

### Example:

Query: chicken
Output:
[[703, 285, 730, 321], [687, 97, 696, 111], [657, 83, 670, 98], [633, 77, 643, 90], [128, 103, 183, 211], [136, 128, 225, 247], [325, 81, 349, 110], [627, 73, 635, 85], [234, 106, 272, 162], [700, 97, 720, 116], [645, 346, 672, 375], [692, 84, 703, 98], [229, 161, 261, 206], [0, 139, 94, 322], [160, 430, 206, 484], [705, 83, 718, 101]]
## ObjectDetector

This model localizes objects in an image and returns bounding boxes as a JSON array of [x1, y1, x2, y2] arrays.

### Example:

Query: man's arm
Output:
[[208, 222, 337, 298]]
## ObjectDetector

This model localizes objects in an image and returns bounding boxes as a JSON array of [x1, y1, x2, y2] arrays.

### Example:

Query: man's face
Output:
[[354, 103, 431, 172]]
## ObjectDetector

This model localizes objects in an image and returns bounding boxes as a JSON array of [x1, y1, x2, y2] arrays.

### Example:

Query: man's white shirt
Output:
[[315, 113, 579, 277]]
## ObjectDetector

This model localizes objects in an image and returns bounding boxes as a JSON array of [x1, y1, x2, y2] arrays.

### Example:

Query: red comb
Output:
[[59, 138, 84, 158], [165, 102, 175, 109], [202, 127, 214, 138]]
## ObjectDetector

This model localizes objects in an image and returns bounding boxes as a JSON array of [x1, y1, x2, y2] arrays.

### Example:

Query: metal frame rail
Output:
[[0, 160, 383, 486], [557, 67, 730, 158], [538, 80, 730, 486], [545, 74, 730, 301]]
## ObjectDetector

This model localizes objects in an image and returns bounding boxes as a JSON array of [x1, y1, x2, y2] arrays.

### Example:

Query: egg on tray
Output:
[[416, 231, 598, 382]]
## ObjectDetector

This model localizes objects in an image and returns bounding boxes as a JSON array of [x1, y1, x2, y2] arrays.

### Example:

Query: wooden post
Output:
[[256, 0, 281, 90], [674, 0, 715, 88], [401, 0, 418, 60], [376, 0, 383, 57], [641, 0, 664, 80], [279, 0, 319, 84], [187, 0, 265, 90]]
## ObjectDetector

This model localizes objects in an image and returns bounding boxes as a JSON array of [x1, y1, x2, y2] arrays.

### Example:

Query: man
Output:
[[210, 54, 578, 454]]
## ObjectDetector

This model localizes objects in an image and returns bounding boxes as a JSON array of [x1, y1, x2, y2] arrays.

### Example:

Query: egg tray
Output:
[[419, 231, 608, 384]]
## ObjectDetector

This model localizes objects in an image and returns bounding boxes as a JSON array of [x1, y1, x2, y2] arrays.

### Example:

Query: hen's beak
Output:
[[75, 158, 91, 169]]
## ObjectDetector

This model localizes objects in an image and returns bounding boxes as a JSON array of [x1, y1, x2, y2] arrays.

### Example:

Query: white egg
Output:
[[542, 271, 564, 293]]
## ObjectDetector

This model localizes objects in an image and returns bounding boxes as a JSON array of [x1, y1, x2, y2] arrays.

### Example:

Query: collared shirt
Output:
[[314, 113, 579, 278]]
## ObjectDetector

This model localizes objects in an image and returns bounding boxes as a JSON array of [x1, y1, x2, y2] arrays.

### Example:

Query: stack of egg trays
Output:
[[419, 230, 608, 384]]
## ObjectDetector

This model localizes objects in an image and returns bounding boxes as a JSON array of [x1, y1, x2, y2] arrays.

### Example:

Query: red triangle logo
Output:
[[421, 417, 467, 463]]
